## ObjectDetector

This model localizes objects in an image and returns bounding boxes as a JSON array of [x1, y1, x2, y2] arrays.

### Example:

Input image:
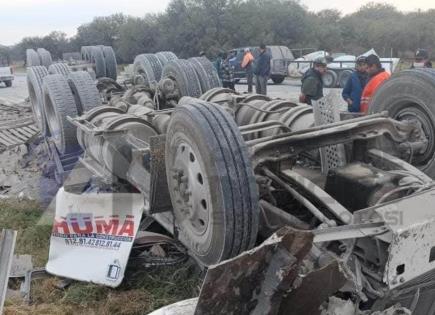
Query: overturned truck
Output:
[[27, 52, 435, 313]]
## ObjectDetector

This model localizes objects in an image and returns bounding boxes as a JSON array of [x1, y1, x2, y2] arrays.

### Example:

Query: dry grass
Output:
[[0, 199, 200, 315]]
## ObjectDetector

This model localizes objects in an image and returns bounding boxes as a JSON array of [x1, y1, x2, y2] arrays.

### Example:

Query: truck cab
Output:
[[0, 53, 14, 88]]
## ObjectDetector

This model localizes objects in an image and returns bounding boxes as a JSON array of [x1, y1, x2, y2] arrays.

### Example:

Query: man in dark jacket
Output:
[[254, 44, 271, 95], [221, 52, 236, 91], [342, 56, 368, 112], [300, 57, 327, 105]]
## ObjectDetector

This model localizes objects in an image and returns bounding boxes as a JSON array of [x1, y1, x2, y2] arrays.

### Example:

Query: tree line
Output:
[[4, 0, 435, 63]]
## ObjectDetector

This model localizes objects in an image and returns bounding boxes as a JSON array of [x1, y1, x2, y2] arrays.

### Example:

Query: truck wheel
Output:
[[5, 80, 12, 87], [81, 46, 92, 62], [188, 57, 221, 94], [166, 100, 259, 266], [91, 47, 106, 78], [338, 70, 353, 88], [369, 69, 435, 177], [37, 48, 53, 68], [322, 70, 338, 88], [102, 46, 117, 80], [27, 66, 50, 136], [43, 74, 79, 154], [133, 55, 156, 87], [157, 51, 178, 62], [48, 63, 71, 76], [161, 59, 202, 98], [67, 71, 102, 115], [26, 49, 40, 67], [135, 54, 163, 81], [271, 75, 285, 84]]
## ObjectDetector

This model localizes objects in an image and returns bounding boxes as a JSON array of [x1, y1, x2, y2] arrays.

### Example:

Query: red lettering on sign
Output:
[[95, 219, 119, 235], [52, 219, 70, 234], [118, 219, 135, 236]]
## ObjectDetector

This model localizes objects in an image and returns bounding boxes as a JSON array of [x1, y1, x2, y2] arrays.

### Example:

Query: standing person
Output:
[[360, 54, 390, 114], [299, 57, 327, 105], [214, 52, 224, 80], [342, 56, 368, 112], [241, 48, 254, 93], [254, 44, 271, 95], [412, 49, 432, 68], [221, 52, 236, 91]]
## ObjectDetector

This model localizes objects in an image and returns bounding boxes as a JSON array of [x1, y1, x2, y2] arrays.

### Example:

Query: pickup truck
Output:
[[0, 56, 14, 87], [229, 45, 294, 84]]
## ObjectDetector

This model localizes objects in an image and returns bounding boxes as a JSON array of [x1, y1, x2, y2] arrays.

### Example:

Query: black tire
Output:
[[91, 47, 106, 78], [102, 46, 117, 80], [67, 71, 102, 115], [188, 57, 221, 94], [48, 63, 71, 76], [166, 100, 259, 266], [133, 55, 156, 86], [43, 74, 79, 154], [158, 51, 178, 62], [26, 49, 40, 67], [369, 69, 435, 177], [322, 70, 338, 88], [338, 70, 353, 88], [27, 66, 50, 136], [162, 59, 202, 98], [4, 80, 12, 87], [37, 48, 52, 68], [271, 75, 285, 84], [155, 52, 168, 66], [136, 54, 163, 81], [81, 46, 92, 61]]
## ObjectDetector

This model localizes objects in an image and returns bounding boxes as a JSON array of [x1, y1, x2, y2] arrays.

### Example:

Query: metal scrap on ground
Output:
[[0, 229, 17, 314]]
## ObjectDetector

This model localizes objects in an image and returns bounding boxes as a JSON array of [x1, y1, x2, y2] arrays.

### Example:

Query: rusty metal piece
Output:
[[194, 227, 313, 315], [278, 260, 347, 315], [149, 135, 172, 214]]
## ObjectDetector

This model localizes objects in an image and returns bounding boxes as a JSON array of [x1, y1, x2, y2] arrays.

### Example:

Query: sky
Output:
[[1, 0, 435, 46]]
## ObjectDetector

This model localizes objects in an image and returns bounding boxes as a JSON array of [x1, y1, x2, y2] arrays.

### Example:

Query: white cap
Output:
[[244, 48, 250, 52]]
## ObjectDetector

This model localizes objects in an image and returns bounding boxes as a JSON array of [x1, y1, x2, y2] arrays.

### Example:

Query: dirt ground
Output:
[[0, 74, 345, 314]]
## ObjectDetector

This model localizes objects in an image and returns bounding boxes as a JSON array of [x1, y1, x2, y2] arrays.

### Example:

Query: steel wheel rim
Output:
[[171, 139, 211, 237], [323, 73, 334, 86], [44, 92, 62, 149], [395, 106, 435, 168]]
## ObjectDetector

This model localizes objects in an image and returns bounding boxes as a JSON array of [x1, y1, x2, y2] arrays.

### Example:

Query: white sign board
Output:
[[46, 188, 144, 287]]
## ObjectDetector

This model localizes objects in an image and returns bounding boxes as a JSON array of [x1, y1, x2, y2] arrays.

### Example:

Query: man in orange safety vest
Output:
[[360, 54, 390, 114], [241, 48, 255, 93]]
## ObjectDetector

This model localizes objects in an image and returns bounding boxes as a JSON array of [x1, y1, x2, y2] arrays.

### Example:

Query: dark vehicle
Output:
[[0, 52, 14, 88], [230, 45, 294, 84]]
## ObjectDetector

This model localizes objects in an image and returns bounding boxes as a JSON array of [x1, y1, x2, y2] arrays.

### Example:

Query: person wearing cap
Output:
[[253, 44, 272, 95], [241, 48, 255, 93], [412, 49, 432, 69], [342, 56, 368, 112], [299, 57, 327, 105], [360, 54, 390, 113]]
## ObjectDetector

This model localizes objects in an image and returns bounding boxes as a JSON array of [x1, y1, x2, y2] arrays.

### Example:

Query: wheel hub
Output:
[[171, 141, 210, 236], [395, 107, 434, 166]]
